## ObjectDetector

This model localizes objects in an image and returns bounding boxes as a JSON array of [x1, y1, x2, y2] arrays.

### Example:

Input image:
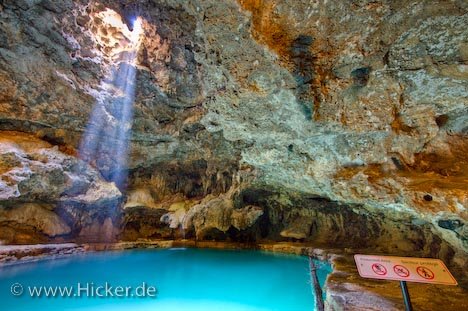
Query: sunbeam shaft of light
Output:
[[78, 16, 143, 191]]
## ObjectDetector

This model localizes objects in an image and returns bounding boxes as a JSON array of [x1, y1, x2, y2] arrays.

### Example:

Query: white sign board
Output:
[[354, 254, 457, 285]]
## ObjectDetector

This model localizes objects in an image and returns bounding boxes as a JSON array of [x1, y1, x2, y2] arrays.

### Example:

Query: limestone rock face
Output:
[[0, 203, 71, 237], [0, 0, 466, 282], [181, 195, 264, 239], [0, 131, 121, 243]]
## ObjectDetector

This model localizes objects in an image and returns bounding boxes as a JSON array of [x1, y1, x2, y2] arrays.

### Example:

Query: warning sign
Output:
[[354, 254, 458, 285], [371, 263, 387, 275], [416, 266, 435, 280], [393, 265, 410, 278]]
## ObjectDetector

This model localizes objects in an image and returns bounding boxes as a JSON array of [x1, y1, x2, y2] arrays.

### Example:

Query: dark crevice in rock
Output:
[[290, 34, 315, 119], [121, 206, 172, 240], [436, 114, 449, 128], [129, 161, 237, 200], [438, 219, 463, 231], [390, 154, 408, 170], [423, 194, 433, 202], [350, 66, 371, 87]]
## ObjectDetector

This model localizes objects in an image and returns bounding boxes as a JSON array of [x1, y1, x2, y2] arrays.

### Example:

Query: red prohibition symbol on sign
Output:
[[372, 263, 387, 276], [393, 265, 410, 277], [417, 266, 435, 280]]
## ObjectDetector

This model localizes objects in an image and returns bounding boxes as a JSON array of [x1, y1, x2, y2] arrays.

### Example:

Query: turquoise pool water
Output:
[[0, 248, 331, 311]]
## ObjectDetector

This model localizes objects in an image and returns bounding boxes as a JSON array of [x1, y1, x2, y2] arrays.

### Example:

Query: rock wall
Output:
[[0, 131, 121, 243], [0, 0, 466, 281]]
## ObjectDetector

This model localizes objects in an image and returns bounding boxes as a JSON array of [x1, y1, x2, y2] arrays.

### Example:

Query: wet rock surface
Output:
[[0, 0, 466, 298], [0, 243, 87, 265]]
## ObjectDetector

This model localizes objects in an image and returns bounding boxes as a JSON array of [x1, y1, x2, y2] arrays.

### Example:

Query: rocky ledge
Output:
[[0, 243, 87, 265]]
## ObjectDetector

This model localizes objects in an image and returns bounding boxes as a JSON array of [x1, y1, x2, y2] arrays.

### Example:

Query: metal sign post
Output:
[[399, 281, 413, 311], [354, 254, 457, 310]]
